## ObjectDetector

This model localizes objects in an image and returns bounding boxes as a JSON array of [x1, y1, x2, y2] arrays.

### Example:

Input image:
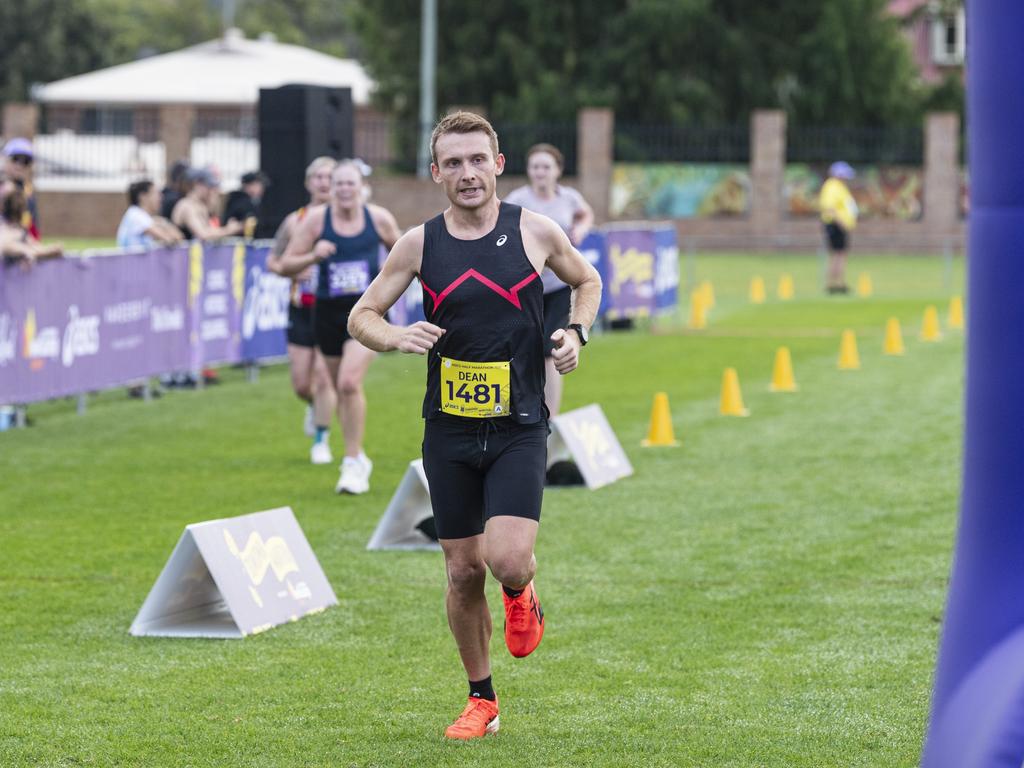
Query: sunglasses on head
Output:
[[9, 155, 32, 166]]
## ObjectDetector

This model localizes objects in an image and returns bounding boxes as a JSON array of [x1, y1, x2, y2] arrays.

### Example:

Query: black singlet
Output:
[[420, 203, 546, 424]]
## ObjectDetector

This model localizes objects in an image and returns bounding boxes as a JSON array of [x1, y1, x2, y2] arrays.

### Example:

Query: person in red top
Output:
[[266, 157, 338, 464]]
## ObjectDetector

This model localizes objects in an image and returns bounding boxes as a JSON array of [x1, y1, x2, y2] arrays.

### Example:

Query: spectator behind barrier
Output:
[[0, 173, 62, 267], [2, 137, 40, 238], [223, 170, 268, 239], [116, 180, 184, 249], [161, 159, 191, 219], [171, 168, 243, 241]]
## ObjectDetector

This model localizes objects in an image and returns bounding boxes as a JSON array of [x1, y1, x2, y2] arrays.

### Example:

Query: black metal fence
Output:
[[615, 124, 751, 163], [786, 125, 924, 165], [352, 117, 578, 176]]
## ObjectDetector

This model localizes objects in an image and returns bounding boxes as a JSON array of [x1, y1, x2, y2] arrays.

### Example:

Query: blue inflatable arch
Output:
[[922, 2, 1024, 766]]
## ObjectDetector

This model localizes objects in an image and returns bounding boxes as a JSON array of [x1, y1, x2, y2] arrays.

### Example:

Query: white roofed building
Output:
[[26, 29, 379, 191]]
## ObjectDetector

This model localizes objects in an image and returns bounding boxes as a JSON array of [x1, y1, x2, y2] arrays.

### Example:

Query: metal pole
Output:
[[943, 238, 954, 295], [417, 0, 437, 178], [76, 394, 87, 416]]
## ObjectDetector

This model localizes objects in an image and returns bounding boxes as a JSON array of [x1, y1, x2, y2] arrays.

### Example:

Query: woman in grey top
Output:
[[503, 143, 594, 417]]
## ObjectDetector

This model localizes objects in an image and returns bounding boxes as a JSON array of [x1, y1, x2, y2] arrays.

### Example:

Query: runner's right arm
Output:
[[348, 226, 445, 354], [278, 206, 333, 277]]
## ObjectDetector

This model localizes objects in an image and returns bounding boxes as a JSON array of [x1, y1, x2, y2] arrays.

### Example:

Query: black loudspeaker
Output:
[[256, 84, 354, 238]]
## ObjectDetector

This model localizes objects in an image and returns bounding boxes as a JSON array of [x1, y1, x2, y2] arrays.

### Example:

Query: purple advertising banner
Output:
[[0, 249, 189, 404], [189, 243, 244, 368], [601, 227, 678, 319], [240, 243, 290, 361], [603, 228, 657, 319], [653, 226, 680, 314]]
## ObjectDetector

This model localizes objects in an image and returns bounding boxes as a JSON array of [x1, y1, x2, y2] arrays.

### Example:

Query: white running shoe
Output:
[[303, 405, 316, 438], [335, 456, 370, 495], [310, 441, 333, 465], [358, 452, 373, 482]]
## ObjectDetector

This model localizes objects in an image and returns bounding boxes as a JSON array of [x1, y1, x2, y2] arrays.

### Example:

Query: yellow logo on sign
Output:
[[568, 418, 621, 471], [609, 245, 654, 296], [440, 357, 511, 418], [223, 529, 299, 586]]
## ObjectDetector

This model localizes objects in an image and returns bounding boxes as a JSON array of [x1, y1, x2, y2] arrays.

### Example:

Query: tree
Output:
[[351, 0, 954, 127]]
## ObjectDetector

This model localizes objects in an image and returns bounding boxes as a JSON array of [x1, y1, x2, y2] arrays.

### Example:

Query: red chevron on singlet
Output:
[[420, 269, 539, 312]]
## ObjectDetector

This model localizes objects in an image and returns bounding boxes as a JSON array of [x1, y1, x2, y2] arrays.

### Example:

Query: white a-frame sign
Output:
[[367, 459, 441, 551], [549, 404, 633, 490], [131, 507, 337, 638]]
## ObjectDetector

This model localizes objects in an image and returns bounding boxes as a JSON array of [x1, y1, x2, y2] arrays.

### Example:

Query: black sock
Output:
[[502, 585, 524, 599], [469, 675, 496, 701]]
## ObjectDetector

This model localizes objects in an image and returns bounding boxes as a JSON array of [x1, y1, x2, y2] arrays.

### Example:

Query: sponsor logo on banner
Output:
[[151, 305, 185, 333], [23, 309, 60, 369], [242, 266, 290, 340], [0, 313, 16, 366], [655, 245, 680, 295], [62, 305, 101, 367], [103, 299, 151, 325], [609, 244, 655, 298]]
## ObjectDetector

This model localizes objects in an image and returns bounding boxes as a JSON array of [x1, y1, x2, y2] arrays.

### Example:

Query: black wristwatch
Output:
[[567, 323, 589, 346]]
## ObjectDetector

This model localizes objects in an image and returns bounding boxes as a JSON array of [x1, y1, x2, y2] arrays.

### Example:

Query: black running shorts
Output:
[[542, 286, 572, 357], [313, 296, 359, 357], [825, 222, 849, 252], [422, 416, 548, 540], [286, 303, 316, 348]]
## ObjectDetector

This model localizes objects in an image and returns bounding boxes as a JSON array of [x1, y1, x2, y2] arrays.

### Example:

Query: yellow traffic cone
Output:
[[770, 347, 798, 392], [720, 368, 750, 416], [778, 274, 794, 301], [883, 317, 905, 356], [838, 329, 860, 370], [856, 273, 873, 298], [749, 276, 766, 304], [688, 289, 707, 330], [642, 392, 680, 447], [920, 305, 943, 342], [948, 296, 964, 330], [700, 279, 716, 310]]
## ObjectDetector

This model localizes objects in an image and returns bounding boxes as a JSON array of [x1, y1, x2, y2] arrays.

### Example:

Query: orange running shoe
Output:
[[503, 581, 545, 658], [444, 696, 500, 740]]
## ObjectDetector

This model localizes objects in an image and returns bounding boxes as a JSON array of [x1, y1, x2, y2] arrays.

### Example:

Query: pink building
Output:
[[888, 0, 965, 83]]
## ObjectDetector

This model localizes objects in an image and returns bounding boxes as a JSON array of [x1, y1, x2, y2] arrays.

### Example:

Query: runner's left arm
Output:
[[368, 205, 403, 250], [523, 210, 602, 374]]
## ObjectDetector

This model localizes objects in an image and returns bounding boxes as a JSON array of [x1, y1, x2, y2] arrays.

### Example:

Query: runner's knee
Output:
[[337, 373, 363, 397], [487, 552, 533, 588], [446, 558, 487, 595]]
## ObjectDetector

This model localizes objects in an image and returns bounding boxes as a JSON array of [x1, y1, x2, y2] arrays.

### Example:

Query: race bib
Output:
[[440, 357, 511, 418], [328, 260, 370, 297]]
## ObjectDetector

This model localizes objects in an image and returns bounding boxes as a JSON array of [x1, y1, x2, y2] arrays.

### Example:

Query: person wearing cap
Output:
[[171, 168, 244, 241], [3, 138, 40, 239], [223, 170, 268, 238], [819, 161, 859, 294]]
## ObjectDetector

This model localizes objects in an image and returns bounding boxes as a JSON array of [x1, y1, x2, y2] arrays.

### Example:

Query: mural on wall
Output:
[[611, 164, 751, 219], [784, 165, 924, 221]]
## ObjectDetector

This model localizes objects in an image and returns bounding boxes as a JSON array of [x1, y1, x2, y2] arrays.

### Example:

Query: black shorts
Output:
[[543, 286, 572, 357], [313, 296, 359, 357], [286, 303, 316, 348], [422, 416, 548, 540], [825, 222, 849, 252]]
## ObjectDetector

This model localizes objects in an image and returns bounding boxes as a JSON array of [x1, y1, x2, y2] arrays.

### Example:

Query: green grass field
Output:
[[1, 254, 965, 767]]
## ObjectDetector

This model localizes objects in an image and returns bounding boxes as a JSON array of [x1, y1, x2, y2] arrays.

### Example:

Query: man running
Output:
[[348, 112, 602, 739], [279, 160, 402, 493], [266, 157, 338, 464]]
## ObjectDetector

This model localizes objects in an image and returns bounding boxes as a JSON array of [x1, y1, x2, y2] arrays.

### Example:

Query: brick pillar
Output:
[[750, 110, 786, 238], [577, 108, 614, 222], [159, 104, 196, 168], [2, 103, 40, 139], [923, 112, 960, 242]]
